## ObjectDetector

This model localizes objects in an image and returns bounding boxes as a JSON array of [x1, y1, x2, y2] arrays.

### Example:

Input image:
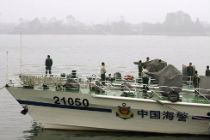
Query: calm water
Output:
[[0, 35, 210, 140]]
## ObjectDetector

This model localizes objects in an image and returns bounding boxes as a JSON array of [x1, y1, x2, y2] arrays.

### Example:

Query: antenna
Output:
[[6, 51, 8, 84], [20, 32, 22, 74]]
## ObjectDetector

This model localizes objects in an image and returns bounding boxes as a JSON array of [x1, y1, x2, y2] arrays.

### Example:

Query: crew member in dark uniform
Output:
[[45, 55, 53, 75], [138, 60, 143, 78], [193, 70, 199, 88], [100, 62, 106, 85], [205, 65, 210, 76], [186, 62, 194, 81], [146, 57, 150, 62]]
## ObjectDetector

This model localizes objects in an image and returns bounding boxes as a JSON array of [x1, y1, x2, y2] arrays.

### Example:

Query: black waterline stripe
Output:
[[192, 116, 210, 120], [17, 100, 112, 113]]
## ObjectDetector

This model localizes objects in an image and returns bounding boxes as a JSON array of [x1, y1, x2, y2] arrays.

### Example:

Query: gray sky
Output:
[[0, 0, 209, 24]]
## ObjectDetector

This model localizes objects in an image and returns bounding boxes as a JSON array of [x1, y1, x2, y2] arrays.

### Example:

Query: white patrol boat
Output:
[[5, 64, 210, 135]]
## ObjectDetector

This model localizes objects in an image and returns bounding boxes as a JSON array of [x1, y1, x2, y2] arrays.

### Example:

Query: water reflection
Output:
[[24, 123, 209, 140]]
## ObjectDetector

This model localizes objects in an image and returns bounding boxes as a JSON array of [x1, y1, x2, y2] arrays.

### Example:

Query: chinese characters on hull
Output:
[[116, 103, 188, 122]]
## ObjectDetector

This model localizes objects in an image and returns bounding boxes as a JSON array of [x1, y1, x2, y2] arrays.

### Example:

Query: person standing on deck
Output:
[[146, 57, 150, 62], [193, 70, 199, 88], [100, 62, 106, 85], [186, 62, 194, 81], [156, 59, 163, 71], [45, 55, 53, 75], [142, 57, 150, 67], [142, 65, 149, 85], [138, 60, 143, 78], [205, 65, 210, 76]]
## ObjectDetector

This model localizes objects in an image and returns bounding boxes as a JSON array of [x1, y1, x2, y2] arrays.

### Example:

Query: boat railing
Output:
[[19, 74, 67, 86], [182, 75, 196, 87], [13, 73, 206, 90], [20, 64, 96, 78], [7, 72, 210, 103], [7, 64, 210, 101]]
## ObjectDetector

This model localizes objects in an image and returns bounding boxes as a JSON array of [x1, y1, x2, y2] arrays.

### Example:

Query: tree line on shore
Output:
[[0, 11, 209, 35]]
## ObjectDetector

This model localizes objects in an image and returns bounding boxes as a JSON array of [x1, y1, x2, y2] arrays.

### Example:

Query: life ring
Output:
[[124, 75, 134, 80]]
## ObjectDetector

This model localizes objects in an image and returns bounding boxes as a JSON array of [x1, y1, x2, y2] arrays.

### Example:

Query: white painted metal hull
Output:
[[6, 87, 210, 135]]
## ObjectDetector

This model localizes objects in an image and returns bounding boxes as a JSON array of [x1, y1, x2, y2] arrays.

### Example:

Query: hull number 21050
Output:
[[53, 96, 89, 107]]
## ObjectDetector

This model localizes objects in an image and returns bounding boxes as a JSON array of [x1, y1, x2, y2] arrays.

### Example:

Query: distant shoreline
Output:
[[0, 33, 209, 36], [1, 11, 209, 36]]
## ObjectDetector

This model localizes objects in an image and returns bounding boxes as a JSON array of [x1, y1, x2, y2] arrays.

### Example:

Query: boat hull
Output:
[[6, 87, 210, 135]]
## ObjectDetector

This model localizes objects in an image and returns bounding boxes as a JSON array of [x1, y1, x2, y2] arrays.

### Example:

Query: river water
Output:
[[0, 35, 209, 140]]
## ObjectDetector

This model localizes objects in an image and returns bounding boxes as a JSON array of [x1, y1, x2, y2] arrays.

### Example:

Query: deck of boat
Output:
[[22, 80, 209, 105], [12, 74, 209, 105]]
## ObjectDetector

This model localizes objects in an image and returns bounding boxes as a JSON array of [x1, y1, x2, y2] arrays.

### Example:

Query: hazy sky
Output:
[[0, 0, 209, 24]]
